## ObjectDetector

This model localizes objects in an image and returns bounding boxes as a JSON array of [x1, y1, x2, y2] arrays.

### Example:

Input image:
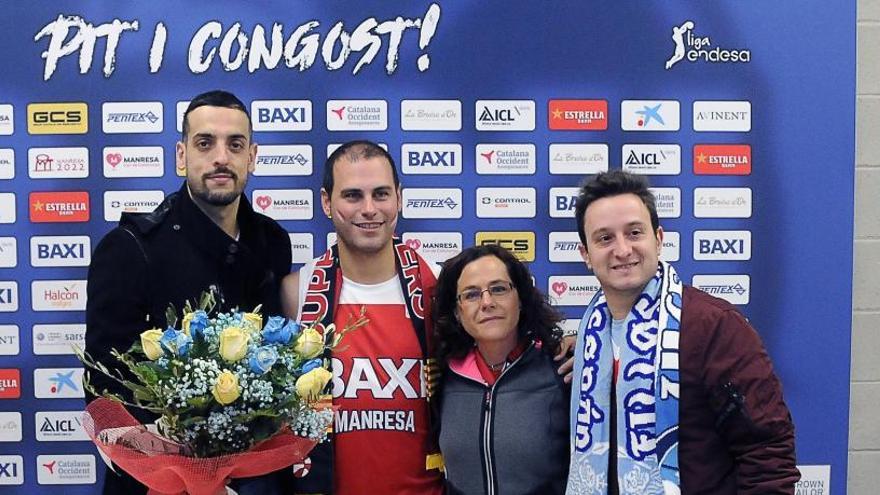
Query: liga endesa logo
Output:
[[548, 100, 608, 130], [0, 369, 21, 399], [27, 102, 88, 134], [693, 144, 752, 175], [29, 192, 89, 223]]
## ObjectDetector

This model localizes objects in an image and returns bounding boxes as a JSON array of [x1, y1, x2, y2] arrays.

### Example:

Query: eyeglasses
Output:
[[456, 282, 515, 304]]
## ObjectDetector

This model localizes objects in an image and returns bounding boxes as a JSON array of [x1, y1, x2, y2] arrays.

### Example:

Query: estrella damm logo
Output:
[[475, 231, 535, 262], [27, 103, 88, 134]]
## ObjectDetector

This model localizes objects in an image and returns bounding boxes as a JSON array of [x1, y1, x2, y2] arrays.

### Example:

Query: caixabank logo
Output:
[[665, 20, 751, 70], [27, 102, 88, 134], [30, 191, 90, 223], [0, 369, 21, 399], [34, 368, 85, 399], [475, 232, 535, 262]]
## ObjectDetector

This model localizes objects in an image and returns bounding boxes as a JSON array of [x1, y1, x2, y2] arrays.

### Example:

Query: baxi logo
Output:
[[401, 143, 462, 175], [665, 20, 751, 70], [548, 100, 608, 130], [0, 455, 23, 485], [30, 236, 91, 268], [251, 100, 312, 132], [0, 281, 18, 312], [27, 102, 88, 134], [0, 369, 21, 399], [694, 144, 751, 175], [29, 191, 90, 223]]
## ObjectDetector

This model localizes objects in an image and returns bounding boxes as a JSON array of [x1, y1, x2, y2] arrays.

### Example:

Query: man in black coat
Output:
[[85, 90, 292, 494]]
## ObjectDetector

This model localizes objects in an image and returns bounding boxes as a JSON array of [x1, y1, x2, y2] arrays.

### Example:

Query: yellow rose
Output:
[[296, 367, 332, 402], [218, 326, 249, 362], [181, 312, 194, 335], [140, 328, 164, 360], [212, 370, 240, 405], [294, 327, 325, 359], [242, 312, 263, 333]]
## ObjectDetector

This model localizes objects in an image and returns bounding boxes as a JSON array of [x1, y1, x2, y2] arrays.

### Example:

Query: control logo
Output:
[[549, 187, 580, 218], [548, 276, 600, 306], [28, 147, 89, 179], [0, 455, 23, 485], [254, 145, 313, 176], [475, 100, 535, 131], [548, 232, 583, 263], [622, 144, 681, 175], [0, 237, 15, 268], [103, 146, 164, 178], [665, 20, 751, 70], [402, 232, 462, 264], [476, 143, 536, 174], [475, 232, 535, 262], [252, 189, 313, 220], [36, 454, 96, 484], [0, 281, 18, 312], [36, 411, 88, 442], [0, 412, 22, 442], [34, 368, 85, 399], [27, 102, 88, 134], [649, 187, 681, 218], [621, 100, 680, 131], [661, 231, 681, 262], [694, 144, 751, 175], [0, 104, 13, 135], [549, 143, 608, 175], [0, 369, 21, 399], [29, 191, 90, 223], [0, 148, 13, 179], [104, 190, 164, 222], [33, 324, 86, 356], [102, 101, 163, 133], [401, 100, 461, 131], [548, 99, 608, 130], [401, 143, 462, 175], [30, 235, 91, 268], [402, 188, 462, 219], [326, 100, 387, 131], [692, 275, 750, 305], [693, 101, 751, 132], [31, 280, 87, 311], [0, 194, 14, 224], [693, 230, 752, 261], [694, 187, 752, 218], [0, 325, 17, 356], [288, 233, 314, 265], [252, 100, 312, 132], [476, 188, 536, 218]]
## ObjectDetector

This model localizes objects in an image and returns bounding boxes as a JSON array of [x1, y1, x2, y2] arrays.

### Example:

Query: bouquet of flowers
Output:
[[77, 290, 365, 495]]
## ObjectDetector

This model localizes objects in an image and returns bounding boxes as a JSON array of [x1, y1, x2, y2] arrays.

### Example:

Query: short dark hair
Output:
[[432, 244, 563, 368], [574, 170, 660, 247], [181, 90, 251, 140], [323, 140, 399, 195]]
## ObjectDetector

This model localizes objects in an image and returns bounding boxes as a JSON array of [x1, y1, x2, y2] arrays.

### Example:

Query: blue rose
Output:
[[261, 316, 292, 344], [283, 320, 303, 341], [300, 358, 323, 374], [249, 345, 279, 375], [159, 327, 192, 357], [189, 310, 209, 339]]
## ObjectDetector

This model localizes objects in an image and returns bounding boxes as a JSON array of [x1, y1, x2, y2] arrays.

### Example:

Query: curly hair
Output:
[[432, 244, 563, 368]]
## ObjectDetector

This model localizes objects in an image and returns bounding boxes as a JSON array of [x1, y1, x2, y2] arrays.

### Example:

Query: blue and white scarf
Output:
[[567, 261, 682, 495]]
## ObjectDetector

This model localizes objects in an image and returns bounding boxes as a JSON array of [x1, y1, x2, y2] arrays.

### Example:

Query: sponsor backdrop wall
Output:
[[0, 1, 854, 493]]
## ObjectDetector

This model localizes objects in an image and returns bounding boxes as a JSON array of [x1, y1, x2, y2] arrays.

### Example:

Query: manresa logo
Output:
[[622, 144, 681, 175], [0, 455, 23, 485], [102, 101, 163, 133], [36, 454, 96, 485], [0, 412, 22, 442], [693, 230, 752, 261], [476, 188, 536, 218], [692, 275, 750, 305], [27, 102, 88, 134], [693, 101, 751, 132], [475, 100, 535, 131], [0, 104, 13, 135], [547, 276, 600, 306], [288, 233, 314, 265], [28, 147, 89, 179], [549, 187, 580, 218], [103, 146, 164, 178], [252, 100, 312, 131], [0, 148, 13, 179], [548, 232, 583, 263], [29, 191, 90, 223], [649, 187, 681, 218], [0, 282, 18, 312], [401, 143, 462, 175], [475, 232, 535, 262], [548, 99, 608, 130], [252, 189, 313, 220], [0, 369, 21, 399], [30, 235, 91, 268], [326, 100, 387, 131], [402, 232, 462, 264], [475, 143, 536, 174], [254, 145, 313, 176], [31, 280, 87, 311], [548, 143, 608, 175], [0, 194, 14, 224], [402, 188, 462, 219], [694, 144, 751, 175], [0, 237, 16, 268], [621, 100, 680, 131], [400, 100, 461, 131], [0, 325, 17, 356], [103, 190, 164, 222], [32, 324, 86, 356], [665, 20, 751, 70], [33, 368, 85, 399], [694, 187, 752, 218], [35, 411, 88, 442]]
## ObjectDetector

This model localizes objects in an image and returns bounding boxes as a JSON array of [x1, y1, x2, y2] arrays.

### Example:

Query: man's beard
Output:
[[188, 168, 244, 206]]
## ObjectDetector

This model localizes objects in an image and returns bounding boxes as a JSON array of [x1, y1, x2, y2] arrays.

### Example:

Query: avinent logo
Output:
[[665, 20, 751, 70]]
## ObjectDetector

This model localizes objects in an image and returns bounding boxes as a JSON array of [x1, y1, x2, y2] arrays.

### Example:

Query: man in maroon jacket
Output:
[[566, 170, 799, 494]]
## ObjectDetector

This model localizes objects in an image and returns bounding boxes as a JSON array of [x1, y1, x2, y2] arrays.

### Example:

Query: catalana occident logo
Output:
[[36, 454, 96, 484], [665, 20, 751, 69]]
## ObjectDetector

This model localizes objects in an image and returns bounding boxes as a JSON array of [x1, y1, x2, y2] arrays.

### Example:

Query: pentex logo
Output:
[[476, 188, 536, 218], [621, 100, 680, 131], [102, 101, 163, 133], [693, 101, 751, 132], [28, 147, 89, 179], [649, 187, 681, 218], [692, 274, 750, 305], [549, 187, 580, 218], [30, 235, 91, 268], [104, 190, 164, 222], [548, 99, 608, 130], [548, 231, 583, 263], [694, 187, 752, 218], [475, 143, 536, 175], [35, 411, 88, 442], [0, 237, 16, 268], [661, 231, 681, 262], [0, 148, 13, 179], [0, 194, 14, 224], [400, 100, 462, 131], [0, 104, 13, 135], [475, 100, 535, 131], [32, 324, 86, 356], [0, 281, 18, 312], [33, 368, 85, 399], [326, 100, 387, 131], [548, 143, 608, 175], [622, 144, 681, 175], [103, 146, 164, 178], [252, 189, 313, 220], [254, 145, 313, 176], [402, 188, 462, 219], [401, 232, 462, 264], [0, 369, 21, 399], [401, 143, 462, 175], [547, 275, 600, 306], [288, 233, 314, 265], [36, 454, 96, 485], [30, 191, 90, 223], [32, 280, 87, 312], [0, 454, 23, 485], [27, 102, 88, 134], [693, 230, 752, 261], [0, 412, 22, 442], [665, 20, 751, 70], [252, 100, 312, 132], [694, 144, 751, 175], [475, 232, 535, 262], [0, 325, 20, 356]]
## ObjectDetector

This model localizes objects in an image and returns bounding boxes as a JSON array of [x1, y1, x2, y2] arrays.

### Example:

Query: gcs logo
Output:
[[33, 111, 82, 124]]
